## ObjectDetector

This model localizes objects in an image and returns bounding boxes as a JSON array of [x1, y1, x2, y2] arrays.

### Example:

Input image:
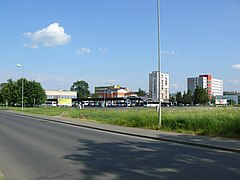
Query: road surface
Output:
[[0, 110, 240, 179]]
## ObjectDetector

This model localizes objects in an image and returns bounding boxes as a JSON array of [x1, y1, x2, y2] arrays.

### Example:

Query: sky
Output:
[[0, 0, 240, 93]]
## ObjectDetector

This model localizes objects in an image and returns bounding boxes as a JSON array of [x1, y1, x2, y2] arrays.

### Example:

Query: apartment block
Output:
[[149, 71, 169, 101]]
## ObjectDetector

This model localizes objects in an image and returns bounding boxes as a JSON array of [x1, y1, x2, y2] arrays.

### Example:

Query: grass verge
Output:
[[8, 106, 240, 138]]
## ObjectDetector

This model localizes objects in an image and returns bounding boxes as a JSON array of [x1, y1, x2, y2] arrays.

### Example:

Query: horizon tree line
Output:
[[170, 87, 209, 106]]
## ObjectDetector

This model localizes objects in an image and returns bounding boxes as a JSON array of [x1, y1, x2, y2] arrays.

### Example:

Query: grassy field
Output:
[[4, 106, 240, 138]]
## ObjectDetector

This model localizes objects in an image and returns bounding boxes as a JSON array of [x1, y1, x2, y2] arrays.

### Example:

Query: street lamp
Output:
[[157, 0, 162, 127], [103, 89, 105, 108], [16, 64, 24, 111], [103, 87, 106, 108]]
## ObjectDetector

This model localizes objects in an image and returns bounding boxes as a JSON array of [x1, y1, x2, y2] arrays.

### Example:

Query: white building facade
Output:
[[187, 74, 223, 97], [45, 90, 77, 107], [211, 78, 223, 96], [149, 71, 169, 102], [45, 90, 77, 99]]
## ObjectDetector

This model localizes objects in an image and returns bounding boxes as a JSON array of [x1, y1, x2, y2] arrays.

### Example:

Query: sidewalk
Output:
[[5, 110, 240, 153]]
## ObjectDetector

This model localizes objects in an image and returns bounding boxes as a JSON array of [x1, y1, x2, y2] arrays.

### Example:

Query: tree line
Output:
[[0, 78, 46, 107], [170, 87, 209, 106]]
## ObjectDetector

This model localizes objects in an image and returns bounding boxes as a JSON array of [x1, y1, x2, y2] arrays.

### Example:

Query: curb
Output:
[[4, 110, 240, 154]]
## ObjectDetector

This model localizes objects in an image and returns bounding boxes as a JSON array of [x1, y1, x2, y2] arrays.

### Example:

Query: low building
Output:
[[95, 85, 132, 98], [216, 95, 240, 105], [125, 91, 138, 97], [45, 90, 77, 107], [45, 90, 77, 99]]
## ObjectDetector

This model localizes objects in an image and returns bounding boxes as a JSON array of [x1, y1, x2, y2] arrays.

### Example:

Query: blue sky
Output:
[[1, 0, 240, 93]]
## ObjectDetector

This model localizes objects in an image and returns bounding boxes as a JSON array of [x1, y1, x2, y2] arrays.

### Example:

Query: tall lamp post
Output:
[[103, 89, 105, 108], [157, 0, 162, 127], [16, 64, 24, 111]]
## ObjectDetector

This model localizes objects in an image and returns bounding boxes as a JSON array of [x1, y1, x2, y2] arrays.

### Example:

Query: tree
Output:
[[15, 78, 27, 106], [70, 80, 90, 98], [31, 80, 47, 106], [0, 90, 3, 105], [169, 95, 176, 105], [176, 91, 183, 106], [182, 90, 192, 105], [227, 99, 235, 105], [193, 87, 209, 105], [0, 78, 46, 107], [136, 88, 146, 97], [0, 79, 18, 106], [18, 79, 46, 107], [0, 83, 5, 104], [91, 93, 99, 98]]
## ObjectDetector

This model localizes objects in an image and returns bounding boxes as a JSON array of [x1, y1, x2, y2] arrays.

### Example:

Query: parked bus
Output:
[[144, 101, 172, 107]]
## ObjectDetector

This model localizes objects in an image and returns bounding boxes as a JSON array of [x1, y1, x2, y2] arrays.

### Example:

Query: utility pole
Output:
[[16, 64, 24, 111], [157, 0, 162, 127]]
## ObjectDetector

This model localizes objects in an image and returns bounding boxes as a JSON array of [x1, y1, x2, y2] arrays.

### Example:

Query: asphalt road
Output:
[[0, 111, 240, 180]]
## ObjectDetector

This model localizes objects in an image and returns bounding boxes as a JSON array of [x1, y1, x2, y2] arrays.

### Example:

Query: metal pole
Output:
[[17, 64, 24, 111], [21, 73, 23, 111], [157, 0, 162, 127], [103, 88, 105, 108]]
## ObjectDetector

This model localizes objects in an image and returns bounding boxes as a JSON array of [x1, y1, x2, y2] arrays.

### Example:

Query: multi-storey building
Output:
[[187, 74, 223, 97], [149, 71, 169, 101]]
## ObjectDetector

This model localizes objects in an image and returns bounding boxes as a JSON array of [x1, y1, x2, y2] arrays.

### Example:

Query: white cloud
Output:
[[23, 23, 71, 48], [76, 48, 91, 55], [161, 50, 180, 55], [231, 64, 240, 69], [98, 48, 108, 53]]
